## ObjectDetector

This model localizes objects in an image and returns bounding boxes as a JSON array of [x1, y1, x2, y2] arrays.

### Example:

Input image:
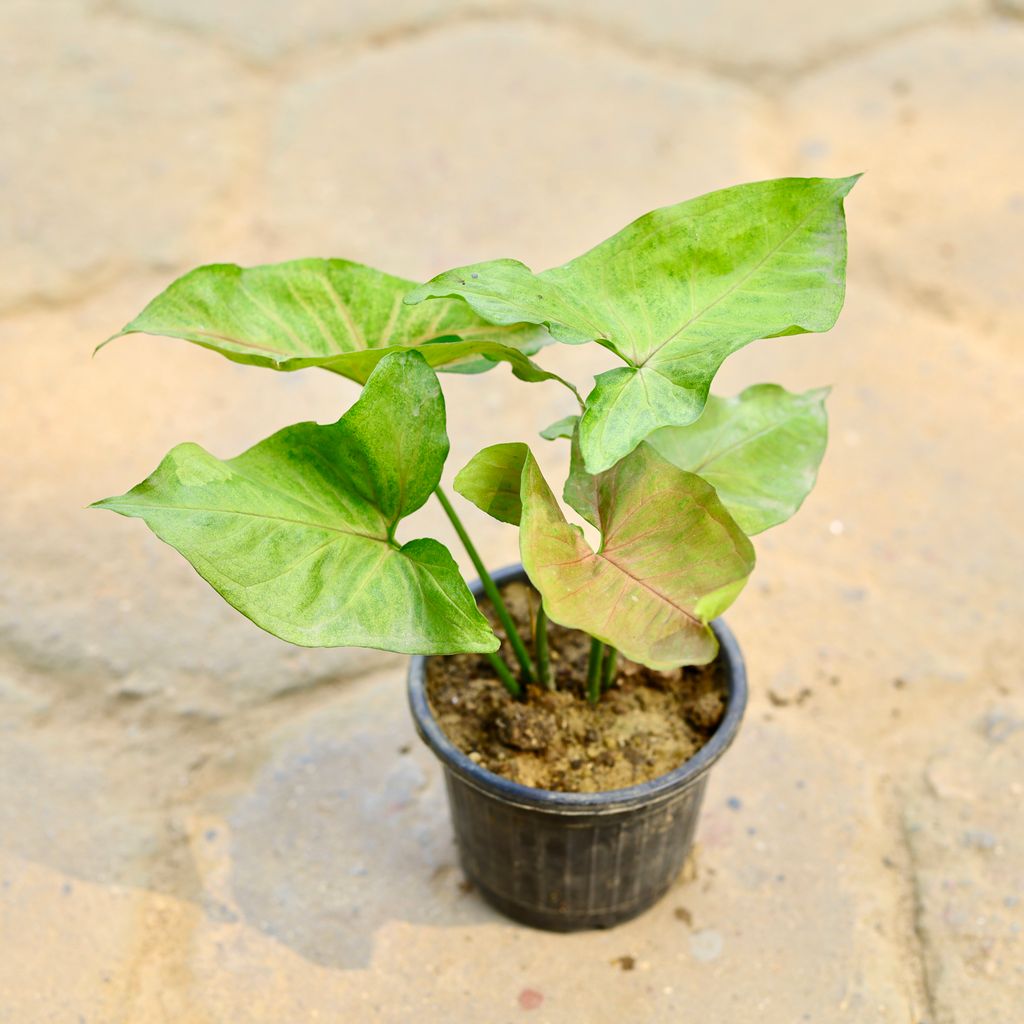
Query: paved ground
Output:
[[2, 2, 1023, 1021]]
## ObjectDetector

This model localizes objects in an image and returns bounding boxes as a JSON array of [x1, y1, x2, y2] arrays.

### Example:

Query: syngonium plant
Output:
[[93, 175, 856, 703]]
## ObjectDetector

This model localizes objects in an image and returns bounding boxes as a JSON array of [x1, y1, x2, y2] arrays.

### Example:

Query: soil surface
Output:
[[426, 582, 727, 792]]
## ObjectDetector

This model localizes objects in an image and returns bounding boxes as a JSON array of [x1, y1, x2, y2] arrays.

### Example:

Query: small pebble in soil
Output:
[[726, 796, 742, 811], [612, 955, 636, 971], [623, 747, 646, 768]]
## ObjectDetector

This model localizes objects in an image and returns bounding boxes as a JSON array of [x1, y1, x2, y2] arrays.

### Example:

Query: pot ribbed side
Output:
[[444, 770, 708, 930]]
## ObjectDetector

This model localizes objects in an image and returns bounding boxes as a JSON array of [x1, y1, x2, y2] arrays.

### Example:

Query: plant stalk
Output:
[[485, 651, 521, 698], [534, 601, 553, 690], [600, 646, 618, 691], [586, 637, 605, 705], [434, 486, 535, 686]]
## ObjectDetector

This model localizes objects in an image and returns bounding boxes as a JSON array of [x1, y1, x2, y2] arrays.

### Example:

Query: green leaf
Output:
[[518, 444, 754, 669], [407, 176, 858, 472], [563, 428, 599, 529], [539, 414, 579, 441], [91, 351, 498, 655], [453, 443, 528, 526], [454, 433, 597, 530], [577, 365, 706, 475], [99, 258, 578, 393], [648, 385, 829, 535], [538, 415, 600, 529]]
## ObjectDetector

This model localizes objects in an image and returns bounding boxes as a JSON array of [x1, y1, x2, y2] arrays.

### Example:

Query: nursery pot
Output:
[[408, 564, 747, 931]]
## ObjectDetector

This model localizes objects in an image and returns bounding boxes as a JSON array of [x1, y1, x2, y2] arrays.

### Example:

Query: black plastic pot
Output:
[[408, 564, 747, 931]]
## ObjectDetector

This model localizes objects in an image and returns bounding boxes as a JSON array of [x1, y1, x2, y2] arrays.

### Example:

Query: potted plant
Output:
[[92, 175, 857, 930]]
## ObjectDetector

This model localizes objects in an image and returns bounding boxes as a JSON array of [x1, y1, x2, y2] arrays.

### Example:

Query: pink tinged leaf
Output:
[[519, 445, 754, 670]]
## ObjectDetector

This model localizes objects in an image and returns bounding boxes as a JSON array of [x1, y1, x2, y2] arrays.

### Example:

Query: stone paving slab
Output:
[[714, 285, 1024, 737], [0, 668, 919, 1022], [0, 1, 260, 312], [900, 696, 1024, 1022], [529, 0, 981, 75], [786, 21, 1024, 332], [114, 0, 983, 73], [260, 21, 774, 282]]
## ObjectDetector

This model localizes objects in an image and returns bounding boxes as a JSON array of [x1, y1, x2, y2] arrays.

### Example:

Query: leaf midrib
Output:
[[102, 502, 393, 547], [593, 548, 702, 627], [689, 410, 809, 473], [635, 180, 849, 367], [138, 304, 533, 363]]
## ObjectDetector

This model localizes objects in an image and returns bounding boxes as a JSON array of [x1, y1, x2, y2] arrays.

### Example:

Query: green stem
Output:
[[534, 601, 553, 691], [485, 651, 521, 699], [601, 646, 618, 691], [435, 486, 535, 685], [586, 637, 605, 706]]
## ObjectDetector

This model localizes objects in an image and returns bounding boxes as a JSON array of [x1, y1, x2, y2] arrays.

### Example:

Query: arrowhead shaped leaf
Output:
[[407, 176, 858, 472], [100, 258, 577, 393], [91, 350, 498, 655], [453, 443, 529, 526], [454, 442, 754, 669], [539, 414, 579, 441], [577, 365, 706, 475], [454, 437, 755, 666], [562, 429, 600, 529], [648, 385, 830, 535], [454, 435, 597, 530]]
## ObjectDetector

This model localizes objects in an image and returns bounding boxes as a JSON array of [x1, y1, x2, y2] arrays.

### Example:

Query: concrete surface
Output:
[[1, 1, 1022, 1021]]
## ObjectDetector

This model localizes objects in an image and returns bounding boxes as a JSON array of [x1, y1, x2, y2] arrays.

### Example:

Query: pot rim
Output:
[[408, 563, 748, 815]]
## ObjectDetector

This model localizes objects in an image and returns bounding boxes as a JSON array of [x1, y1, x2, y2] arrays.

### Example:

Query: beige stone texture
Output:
[[530, 0, 981, 74], [0, 1, 262, 312], [0, 669, 916, 1020], [114, 0, 984, 72], [259, 22, 775, 280], [1, 2, 1022, 1022], [785, 22, 1024, 333], [902, 696, 1024, 1020], [114, 0, 490, 63]]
